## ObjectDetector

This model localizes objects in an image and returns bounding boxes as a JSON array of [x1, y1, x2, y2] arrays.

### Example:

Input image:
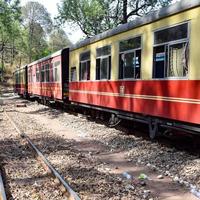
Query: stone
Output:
[[157, 175, 164, 179]]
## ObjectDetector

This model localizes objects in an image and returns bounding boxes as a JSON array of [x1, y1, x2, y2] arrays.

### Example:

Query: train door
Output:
[[61, 48, 70, 102]]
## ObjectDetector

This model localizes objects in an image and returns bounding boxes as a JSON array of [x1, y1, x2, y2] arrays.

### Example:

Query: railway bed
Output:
[[4, 110, 81, 200], [0, 109, 79, 200], [1, 89, 200, 199]]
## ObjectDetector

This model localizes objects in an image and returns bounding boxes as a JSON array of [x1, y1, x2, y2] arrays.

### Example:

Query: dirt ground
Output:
[[0, 88, 199, 200]]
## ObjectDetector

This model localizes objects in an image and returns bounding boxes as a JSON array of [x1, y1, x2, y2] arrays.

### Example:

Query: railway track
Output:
[[0, 170, 6, 200], [3, 110, 81, 200]]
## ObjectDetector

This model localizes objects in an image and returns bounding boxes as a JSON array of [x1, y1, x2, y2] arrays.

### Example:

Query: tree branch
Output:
[[126, 3, 151, 19]]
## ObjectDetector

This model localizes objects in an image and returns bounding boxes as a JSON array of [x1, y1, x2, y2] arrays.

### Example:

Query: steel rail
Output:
[[0, 171, 7, 200], [4, 111, 81, 200]]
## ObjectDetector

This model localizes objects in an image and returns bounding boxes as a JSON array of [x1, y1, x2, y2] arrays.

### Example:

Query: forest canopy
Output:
[[0, 0, 173, 77]]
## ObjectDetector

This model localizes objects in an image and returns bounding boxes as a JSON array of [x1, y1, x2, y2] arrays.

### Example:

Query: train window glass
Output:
[[28, 69, 31, 83], [119, 36, 141, 79], [80, 61, 90, 80], [153, 23, 189, 78], [79, 51, 90, 81], [45, 64, 50, 82], [36, 66, 40, 82], [53, 61, 60, 82], [96, 46, 111, 57], [154, 23, 188, 45], [71, 67, 77, 81], [80, 51, 90, 61], [96, 46, 111, 80], [119, 37, 141, 52], [41, 66, 45, 82]]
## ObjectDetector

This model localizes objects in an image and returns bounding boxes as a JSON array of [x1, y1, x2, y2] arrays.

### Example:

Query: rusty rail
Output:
[[0, 170, 7, 200], [4, 111, 81, 200]]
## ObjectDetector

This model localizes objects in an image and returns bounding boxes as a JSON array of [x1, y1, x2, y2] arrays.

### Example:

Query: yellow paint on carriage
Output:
[[70, 7, 200, 80]]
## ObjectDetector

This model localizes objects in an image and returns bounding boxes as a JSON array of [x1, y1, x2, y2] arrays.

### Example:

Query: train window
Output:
[[36, 67, 40, 82], [119, 37, 141, 52], [79, 51, 90, 81], [119, 36, 141, 79], [71, 67, 77, 81], [154, 23, 188, 45], [80, 51, 90, 61], [28, 67, 32, 83], [45, 64, 50, 82], [96, 46, 111, 80], [153, 23, 189, 78], [41, 66, 45, 82], [53, 61, 60, 82], [96, 46, 111, 57]]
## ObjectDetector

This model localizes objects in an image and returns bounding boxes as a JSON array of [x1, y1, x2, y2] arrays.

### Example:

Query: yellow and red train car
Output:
[[13, 0, 200, 138], [69, 0, 200, 137]]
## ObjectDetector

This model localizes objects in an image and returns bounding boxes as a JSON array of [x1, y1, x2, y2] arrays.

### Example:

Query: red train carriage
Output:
[[13, 66, 28, 97], [27, 48, 69, 102], [69, 0, 200, 138]]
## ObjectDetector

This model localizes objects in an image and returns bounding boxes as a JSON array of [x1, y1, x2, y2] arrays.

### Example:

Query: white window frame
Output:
[[152, 21, 190, 80]]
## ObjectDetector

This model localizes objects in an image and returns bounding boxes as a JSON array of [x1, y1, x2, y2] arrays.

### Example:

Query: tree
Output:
[[21, 1, 53, 62], [58, 0, 111, 37], [48, 28, 72, 52], [0, 0, 21, 75], [120, 0, 173, 24], [58, 0, 173, 37]]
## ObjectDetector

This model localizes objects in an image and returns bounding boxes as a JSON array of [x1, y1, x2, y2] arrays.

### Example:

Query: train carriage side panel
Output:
[[28, 48, 69, 101], [69, 1, 200, 126], [13, 66, 28, 96]]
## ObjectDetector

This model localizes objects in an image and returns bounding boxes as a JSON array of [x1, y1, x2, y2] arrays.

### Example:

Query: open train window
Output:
[[36, 66, 40, 82], [45, 64, 50, 82], [79, 51, 90, 81], [71, 67, 77, 82], [96, 45, 111, 80], [41, 66, 45, 82], [28, 67, 32, 83], [153, 23, 189, 78], [53, 61, 60, 82], [119, 36, 141, 79]]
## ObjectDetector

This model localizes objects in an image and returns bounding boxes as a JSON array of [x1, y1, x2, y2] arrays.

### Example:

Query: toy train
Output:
[[14, 0, 200, 138]]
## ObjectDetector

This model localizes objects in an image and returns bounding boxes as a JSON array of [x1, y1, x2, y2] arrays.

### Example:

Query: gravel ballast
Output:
[[1, 91, 200, 199]]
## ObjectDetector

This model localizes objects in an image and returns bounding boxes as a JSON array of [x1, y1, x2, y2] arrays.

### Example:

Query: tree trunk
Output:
[[122, 0, 128, 24]]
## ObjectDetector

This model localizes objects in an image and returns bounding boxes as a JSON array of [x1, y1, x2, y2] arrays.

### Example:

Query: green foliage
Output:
[[49, 28, 72, 52], [58, 0, 112, 37], [0, 0, 21, 50], [21, 1, 53, 62], [58, 0, 173, 37], [0, 0, 74, 78]]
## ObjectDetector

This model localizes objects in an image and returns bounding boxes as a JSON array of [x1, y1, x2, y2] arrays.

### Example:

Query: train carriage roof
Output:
[[27, 47, 69, 67], [71, 0, 200, 51]]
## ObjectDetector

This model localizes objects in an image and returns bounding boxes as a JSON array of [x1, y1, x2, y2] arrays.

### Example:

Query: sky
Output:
[[20, 0, 85, 44], [20, 0, 180, 44]]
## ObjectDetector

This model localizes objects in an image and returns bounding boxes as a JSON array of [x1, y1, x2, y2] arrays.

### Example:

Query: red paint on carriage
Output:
[[14, 84, 26, 95], [28, 82, 62, 100], [69, 80, 200, 125]]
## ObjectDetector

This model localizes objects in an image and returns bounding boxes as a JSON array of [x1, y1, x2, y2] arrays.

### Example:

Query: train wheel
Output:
[[148, 118, 159, 139], [109, 113, 121, 127]]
